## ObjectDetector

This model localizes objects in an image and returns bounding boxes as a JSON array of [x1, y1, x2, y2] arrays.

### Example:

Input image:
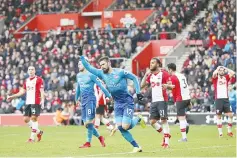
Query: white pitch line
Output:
[[85, 145, 236, 157]]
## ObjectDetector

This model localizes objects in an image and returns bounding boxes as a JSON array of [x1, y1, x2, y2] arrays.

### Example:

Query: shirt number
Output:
[[127, 109, 133, 116], [88, 109, 91, 115], [31, 108, 36, 114], [159, 110, 165, 117]]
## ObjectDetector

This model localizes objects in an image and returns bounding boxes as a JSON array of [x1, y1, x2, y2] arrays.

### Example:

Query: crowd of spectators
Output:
[[114, 0, 204, 10], [151, 0, 209, 35], [0, 0, 236, 115], [0, 25, 131, 115], [188, 0, 236, 40], [135, 42, 236, 113], [29, 0, 90, 13], [130, 1, 236, 114], [179, 0, 236, 112], [0, 0, 91, 36], [0, 0, 145, 115], [134, 0, 236, 113], [113, 0, 209, 39], [0, 0, 34, 33], [180, 43, 236, 112]]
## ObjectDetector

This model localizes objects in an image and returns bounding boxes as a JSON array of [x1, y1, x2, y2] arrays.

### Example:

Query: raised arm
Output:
[[224, 67, 235, 78], [80, 55, 103, 78], [122, 70, 141, 94], [212, 66, 221, 78], [75, 82, 81, 102], [92, 75, 111, 98]]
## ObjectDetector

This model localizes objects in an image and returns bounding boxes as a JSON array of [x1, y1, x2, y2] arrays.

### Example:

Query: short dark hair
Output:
[[167, 63, 176, 71], [99, 56, 110, 63], [151, 57, 162, 67], [58, 107, 63, 111]]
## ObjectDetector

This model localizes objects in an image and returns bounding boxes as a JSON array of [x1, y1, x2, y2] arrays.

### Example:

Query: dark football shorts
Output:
[[23, 104, 41, 117], [149, 101, 168, 120], [215, 99, 232, 114], [96, 105, 105, 115], [176, 99, 191, 116]]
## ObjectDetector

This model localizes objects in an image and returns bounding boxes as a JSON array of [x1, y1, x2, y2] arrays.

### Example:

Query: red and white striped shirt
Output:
[[146, 70, 169, 102], [169, 72, 190, 102], [23, 76, 44, 104], [212, 75, 231, 99], [94, 85, 106, 106]]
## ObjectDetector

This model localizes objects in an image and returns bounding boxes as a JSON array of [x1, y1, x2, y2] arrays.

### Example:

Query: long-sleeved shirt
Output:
[[80, 55, 140, 107], [75, 71, 111, 107]]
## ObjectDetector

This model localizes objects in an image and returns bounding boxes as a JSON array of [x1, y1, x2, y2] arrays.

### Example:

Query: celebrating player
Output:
[[75, 60, 112, 148], [165, 63, 191, 142], [94, 85, 115, 134], [212, 66, 235, 137], [7, 66, 44, 142], [140, 58, 171, 148], [80, 55, 146, 153]]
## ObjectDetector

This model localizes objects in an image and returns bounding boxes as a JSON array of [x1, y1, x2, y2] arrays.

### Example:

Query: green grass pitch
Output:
[[0, 125, 236, 157]]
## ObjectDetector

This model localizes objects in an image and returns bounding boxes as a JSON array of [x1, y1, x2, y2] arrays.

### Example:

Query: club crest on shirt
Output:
[[114, 75, 119, 79]]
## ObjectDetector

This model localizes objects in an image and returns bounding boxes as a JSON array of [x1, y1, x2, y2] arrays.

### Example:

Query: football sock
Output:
[[163, 122, 170, 145], [185, 119, 189, 126], [128, 117, 140, 130], [27, 120, 32, 128], [152, 122, 163, 133], [94, 117, 100, 129], [92, 126, 100, 138], [34, 121, 41, 134], [227, 117, 233, 133], [86, 123, 93, 142], [118, 126, 139, 147], [101, 118, 113, 130], [217, 118, 223, 135], [30, 121, 38, 140], [180, 120, 187, 139]]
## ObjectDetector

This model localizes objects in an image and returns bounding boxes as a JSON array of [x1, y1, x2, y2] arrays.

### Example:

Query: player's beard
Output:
[[150, 66, 158, 72], [219, 73, 225, 77], [102, 67, 109, 73], [79, 68, 85, 72]]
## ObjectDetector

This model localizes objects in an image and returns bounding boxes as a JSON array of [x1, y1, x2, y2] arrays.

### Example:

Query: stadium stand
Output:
[[181, 0, 236, 112], [0, 0, 235, 115], [31, 0, 90, 13], [0, 26, 134, 114], [188, 0, 236, 40], [136, 0, 236, 113], [113, 0, 210, 37]]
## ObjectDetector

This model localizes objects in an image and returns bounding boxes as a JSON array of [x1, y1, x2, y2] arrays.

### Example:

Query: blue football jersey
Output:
[[80, 56, 141, 106], [75, 71, 111, 107], [229, 90, 236, 105]]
